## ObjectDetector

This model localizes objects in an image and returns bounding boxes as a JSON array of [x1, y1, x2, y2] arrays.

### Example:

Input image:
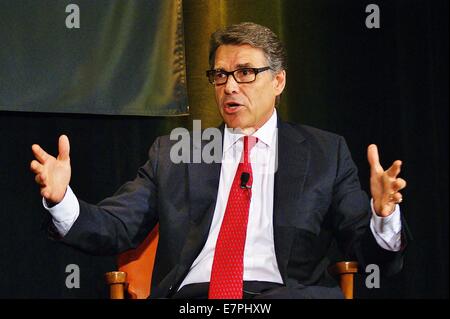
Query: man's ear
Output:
[[273, 70, 286, 96]]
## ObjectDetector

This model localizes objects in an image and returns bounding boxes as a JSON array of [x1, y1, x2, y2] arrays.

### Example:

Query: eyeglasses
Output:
[[206, 66, 271, 85]]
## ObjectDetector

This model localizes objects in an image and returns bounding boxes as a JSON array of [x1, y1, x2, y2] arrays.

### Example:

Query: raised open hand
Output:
[[367, 144, 407, 217], [30, 135, 71, 205]]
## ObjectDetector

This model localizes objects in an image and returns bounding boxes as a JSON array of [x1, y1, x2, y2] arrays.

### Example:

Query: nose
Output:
[[224, 74, 240, 94]]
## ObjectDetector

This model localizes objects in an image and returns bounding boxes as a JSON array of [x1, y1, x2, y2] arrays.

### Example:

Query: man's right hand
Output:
[[30, 135, 71, 205]]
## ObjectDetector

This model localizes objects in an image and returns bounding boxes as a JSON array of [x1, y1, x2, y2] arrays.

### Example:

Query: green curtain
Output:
[[0, 0, 188, 116]]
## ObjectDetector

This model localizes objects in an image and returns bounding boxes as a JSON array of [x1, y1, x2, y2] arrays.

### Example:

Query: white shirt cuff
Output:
[[42, 186, 80, 237], [370, 198, 402, 251]]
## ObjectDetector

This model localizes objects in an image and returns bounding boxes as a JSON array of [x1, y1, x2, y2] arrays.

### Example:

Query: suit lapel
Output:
[[173, 125, 223, 287], [273, 118, 309, 283]]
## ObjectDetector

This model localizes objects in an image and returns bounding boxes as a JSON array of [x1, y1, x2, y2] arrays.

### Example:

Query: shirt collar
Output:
[[223, 108, 278, 153]]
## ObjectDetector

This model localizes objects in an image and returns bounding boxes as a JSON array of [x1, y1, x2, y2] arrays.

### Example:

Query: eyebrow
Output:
[[236, 63, 253, 68], [214, 63, 254, 71]]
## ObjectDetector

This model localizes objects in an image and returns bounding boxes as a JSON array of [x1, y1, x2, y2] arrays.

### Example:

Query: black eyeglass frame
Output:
[[206, 66, 272, 85]]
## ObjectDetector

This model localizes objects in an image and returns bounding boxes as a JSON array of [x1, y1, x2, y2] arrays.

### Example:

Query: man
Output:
[[30, 22, 407, 299]]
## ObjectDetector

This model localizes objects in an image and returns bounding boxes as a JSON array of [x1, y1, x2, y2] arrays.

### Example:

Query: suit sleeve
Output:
[[331, 136, 406, 276], [57, 137, 161, 256]]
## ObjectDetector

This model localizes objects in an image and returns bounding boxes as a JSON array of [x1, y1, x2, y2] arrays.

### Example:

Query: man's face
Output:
[[213, 44, 286, 133]]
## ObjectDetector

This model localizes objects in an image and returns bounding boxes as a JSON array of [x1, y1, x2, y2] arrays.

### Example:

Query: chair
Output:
[[105, 227, 358, 299], [328, 261, 359, 299], [105, 225, 159, 299]]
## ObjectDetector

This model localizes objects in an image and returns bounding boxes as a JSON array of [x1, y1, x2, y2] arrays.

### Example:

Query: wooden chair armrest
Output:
[[105, 271, 127, 299], [328, 261, 359, 299]]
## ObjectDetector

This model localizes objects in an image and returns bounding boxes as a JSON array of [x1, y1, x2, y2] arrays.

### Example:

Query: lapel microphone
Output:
[[240, 172, 251, 189]]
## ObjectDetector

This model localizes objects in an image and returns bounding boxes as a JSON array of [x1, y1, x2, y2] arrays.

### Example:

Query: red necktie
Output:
[[209, 136, 257, 299]]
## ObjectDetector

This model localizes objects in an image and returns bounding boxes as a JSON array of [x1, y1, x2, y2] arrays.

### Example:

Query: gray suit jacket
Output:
[[57, 117, 406, 298]]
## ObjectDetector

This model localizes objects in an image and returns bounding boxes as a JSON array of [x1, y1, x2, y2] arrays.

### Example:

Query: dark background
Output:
[[0, 0, 448, 298]]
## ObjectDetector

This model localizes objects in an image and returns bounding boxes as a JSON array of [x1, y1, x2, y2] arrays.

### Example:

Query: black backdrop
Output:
[[0, 0, 448, 298]]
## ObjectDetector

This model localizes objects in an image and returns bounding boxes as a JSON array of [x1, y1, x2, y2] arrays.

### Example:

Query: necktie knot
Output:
[[243, 136, 258, 164]]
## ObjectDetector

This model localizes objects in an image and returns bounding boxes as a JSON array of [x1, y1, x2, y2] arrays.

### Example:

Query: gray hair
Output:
[[209, 22, 287, 73]]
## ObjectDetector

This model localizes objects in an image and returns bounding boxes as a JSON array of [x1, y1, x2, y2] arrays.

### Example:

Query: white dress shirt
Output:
[[44, 109, 402, 289], [180, 109, 283, 288]]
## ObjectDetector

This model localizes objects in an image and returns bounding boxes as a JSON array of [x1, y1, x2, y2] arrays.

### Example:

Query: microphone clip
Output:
[[240, 172, 251, 189]]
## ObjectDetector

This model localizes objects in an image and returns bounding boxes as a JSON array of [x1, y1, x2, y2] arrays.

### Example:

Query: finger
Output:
[[389, 192, 403, 204], [30, 160, 44, 174], [40, 188, 50, 199], [35, 174, 47, 186], [386, 160, 402, 178], [393, 178, 407, 192], [58, 135, 70, 161], [367, 144, 383, 175], [31, 144, 50, 163]]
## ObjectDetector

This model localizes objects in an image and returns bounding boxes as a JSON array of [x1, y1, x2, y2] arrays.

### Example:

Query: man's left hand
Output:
[[367, 144, 407, 217]]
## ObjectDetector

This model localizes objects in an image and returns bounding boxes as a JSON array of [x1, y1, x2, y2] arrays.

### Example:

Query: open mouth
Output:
[[223, 102, 243, 114]]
